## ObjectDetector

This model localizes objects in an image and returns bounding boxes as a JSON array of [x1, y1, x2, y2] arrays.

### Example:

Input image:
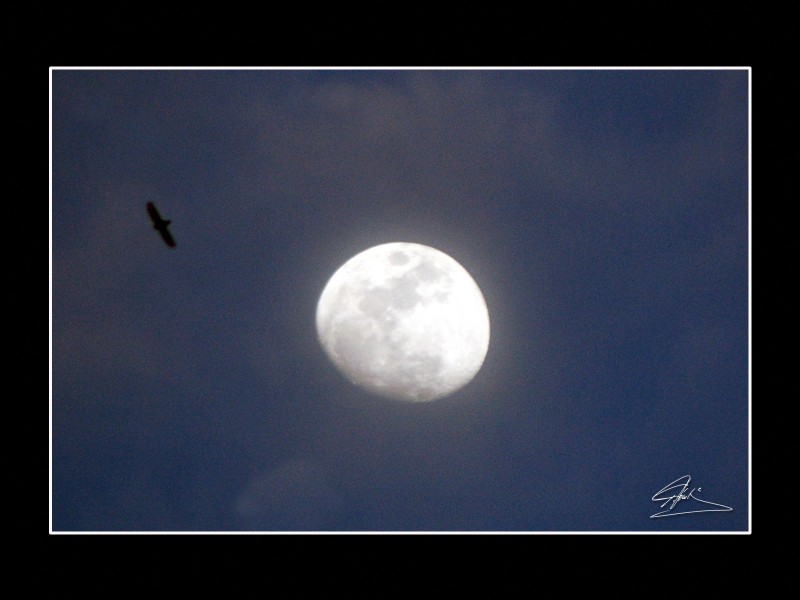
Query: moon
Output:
[[316, 242, 490, 402]]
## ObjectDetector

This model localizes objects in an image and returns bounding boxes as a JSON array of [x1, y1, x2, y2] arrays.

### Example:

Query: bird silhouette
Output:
[[146, 202, 176, 248]]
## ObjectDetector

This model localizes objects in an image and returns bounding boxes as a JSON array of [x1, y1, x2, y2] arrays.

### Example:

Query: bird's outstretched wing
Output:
[[156, 224, 176, 247], [146, 202, 176, 248], [146, 202, 161, 223]]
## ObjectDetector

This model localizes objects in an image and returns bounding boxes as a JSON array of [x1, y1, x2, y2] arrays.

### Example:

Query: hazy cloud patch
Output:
[[234, 457, 342, 530]]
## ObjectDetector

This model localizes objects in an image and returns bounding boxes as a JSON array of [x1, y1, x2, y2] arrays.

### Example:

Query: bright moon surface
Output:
[[316, 242, 490, 402]]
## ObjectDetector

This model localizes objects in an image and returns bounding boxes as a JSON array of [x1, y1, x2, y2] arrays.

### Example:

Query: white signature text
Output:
[[650, 475, 733, 518]]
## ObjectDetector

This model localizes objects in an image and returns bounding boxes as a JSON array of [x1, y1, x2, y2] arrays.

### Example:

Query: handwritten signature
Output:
[[650, 475, 733, 518]]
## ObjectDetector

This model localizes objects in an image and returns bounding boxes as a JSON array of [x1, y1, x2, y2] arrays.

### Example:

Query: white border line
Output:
[[49, 66, 752, 535]]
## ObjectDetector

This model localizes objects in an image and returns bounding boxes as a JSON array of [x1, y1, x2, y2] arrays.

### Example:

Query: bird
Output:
[[146, 202, 176, 248]]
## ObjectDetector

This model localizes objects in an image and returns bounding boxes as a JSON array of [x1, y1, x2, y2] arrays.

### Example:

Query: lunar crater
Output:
[[389, 251, 409, 265]]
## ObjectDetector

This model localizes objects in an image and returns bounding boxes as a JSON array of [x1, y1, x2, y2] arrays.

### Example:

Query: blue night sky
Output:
[[50, 68, 749, 532]]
